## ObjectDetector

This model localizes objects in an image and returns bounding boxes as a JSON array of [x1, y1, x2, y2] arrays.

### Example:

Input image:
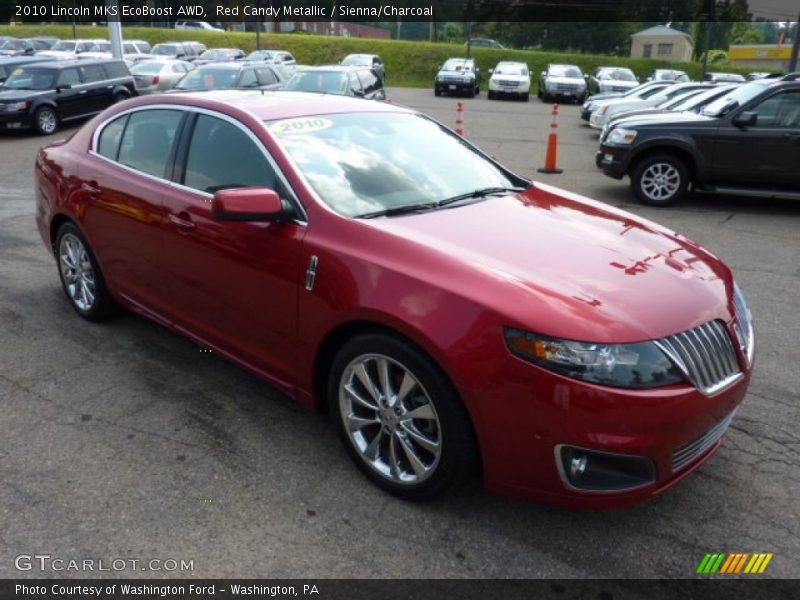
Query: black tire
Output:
[[55, 222, 118, 321], [474, 85, 480, 96], [33, 106, 59, 136], [329, 332, 477, 501], [466, 86, 475, 98], [112, 91, 130, 103], [630, 154, 690, 207], [487, 90, 495, 100], [434, 86, 441, 97], [522, 92, 530, 102]]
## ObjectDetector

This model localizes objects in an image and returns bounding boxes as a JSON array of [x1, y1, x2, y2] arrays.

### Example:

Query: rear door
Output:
[[53, 67, 85, 119], [79, 108, 186, 319], [710, 89, 800, 188], [78, 63, 110, 113]]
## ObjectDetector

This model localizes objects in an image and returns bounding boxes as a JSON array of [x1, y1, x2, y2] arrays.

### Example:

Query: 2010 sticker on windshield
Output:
[[270, 117, 333, 135]]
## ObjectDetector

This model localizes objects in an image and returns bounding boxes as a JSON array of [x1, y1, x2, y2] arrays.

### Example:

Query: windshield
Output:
[[662, 91, 704, 109], [549, 66, 582, 78], [342, 55, 371, 67], [4, 67, 54, 90], [89, 42, 111, 52], [285, 71, 348, 94], [655, 70, 689, 82], [0, 40, 26, 51], [248, 51, 273, 60], [200, 49, 233, 60], [131, 62, 165, 75], [50, 41, 76, 52], [442, 59, 471, 72], [152, 44, 177, 55], [268, 113, 517, 218], [176, 68, 238, 90], [599, 68, 636, 81], [494, 64, 528, 76], [701, 81, 772, 116]]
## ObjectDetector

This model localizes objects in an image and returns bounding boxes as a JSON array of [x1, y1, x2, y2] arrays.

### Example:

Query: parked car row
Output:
[[0, 44, 388, 135], [594, 73, 800, 206]]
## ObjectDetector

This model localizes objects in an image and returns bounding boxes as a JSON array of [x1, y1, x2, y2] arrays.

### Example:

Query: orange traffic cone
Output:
[[538, 104, 563, 174], [455, 101, 464, 136]]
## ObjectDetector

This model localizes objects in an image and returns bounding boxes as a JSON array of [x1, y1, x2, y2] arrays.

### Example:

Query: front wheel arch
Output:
[[627, 146, 698, 185]]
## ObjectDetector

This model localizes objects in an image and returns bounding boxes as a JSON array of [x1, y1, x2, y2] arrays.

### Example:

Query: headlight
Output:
[[733, 282, 754, 367], [504, 328, 684, 389], [3, 101, 28, 111], [606, 128, 638, 145]]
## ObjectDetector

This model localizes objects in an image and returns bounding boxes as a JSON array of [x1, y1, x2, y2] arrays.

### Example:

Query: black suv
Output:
[[0, 59, 135, 135], [597, 74, 800, 206], [0, 55, 52, 83]]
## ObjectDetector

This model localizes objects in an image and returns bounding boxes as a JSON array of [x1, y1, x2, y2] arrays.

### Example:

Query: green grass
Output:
[[0, 24, 749, 87]]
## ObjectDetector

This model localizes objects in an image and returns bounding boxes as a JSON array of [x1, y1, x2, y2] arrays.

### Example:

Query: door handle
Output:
[[79, 90, 87, 94], [81, 180, 100, 194], [169, 213, 196, 232]]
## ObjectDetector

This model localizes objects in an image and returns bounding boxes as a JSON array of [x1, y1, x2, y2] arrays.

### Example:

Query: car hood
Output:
[[0, 50, 25, 56], [545, 76, 585, 85], [617, 111, 717, 128], [36, 50, 74, 59], [0, 89, 49, 101], [360, 184, 732, 343], [492, 74, 529, 82]]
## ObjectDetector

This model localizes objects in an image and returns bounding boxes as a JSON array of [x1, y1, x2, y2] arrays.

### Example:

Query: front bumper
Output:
[[580, 106, 593, 121], [0, 111, 33, 131], [465, 351, 751, 508], [436, 80, 475, 94], [589, 110, 607, 129], [489, 82, 530, 96], [596, 143, 633, 178]]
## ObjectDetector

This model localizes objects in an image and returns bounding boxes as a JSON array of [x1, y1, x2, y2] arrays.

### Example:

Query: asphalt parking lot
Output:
[[1, 87, 798, 579]]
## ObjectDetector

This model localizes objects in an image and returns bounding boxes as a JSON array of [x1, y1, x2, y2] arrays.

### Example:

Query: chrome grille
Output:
[[655, 321, 742, 395], [498, 80, 520, 87], [672, 410, 736, 472], [556, 83, 579, 92]]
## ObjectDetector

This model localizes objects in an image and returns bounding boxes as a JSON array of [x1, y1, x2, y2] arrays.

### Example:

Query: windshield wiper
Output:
[[355, 202, 439, 219], [437, 186, 528, 208]]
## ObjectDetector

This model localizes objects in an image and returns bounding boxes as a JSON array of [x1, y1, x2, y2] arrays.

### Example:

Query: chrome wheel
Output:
[[59, 233, 96, 311], [640, 162, 680, 202], [37, 108, 57, 135], [338, 354, 442, 485]]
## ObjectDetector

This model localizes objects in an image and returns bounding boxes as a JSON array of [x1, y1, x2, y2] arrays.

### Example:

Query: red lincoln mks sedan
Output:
[[35, 91, 755, 507]]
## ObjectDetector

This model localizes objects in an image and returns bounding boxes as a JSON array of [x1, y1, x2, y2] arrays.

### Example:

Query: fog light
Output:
[[556, 445, 655, 492], [570, 454, 588, 478]]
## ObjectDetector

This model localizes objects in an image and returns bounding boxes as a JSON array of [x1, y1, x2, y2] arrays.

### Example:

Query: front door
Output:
[[161, 112, 306, 386], [710, 89, 800, 189]]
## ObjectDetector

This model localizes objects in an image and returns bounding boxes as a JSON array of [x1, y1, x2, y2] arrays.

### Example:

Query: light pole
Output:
[[789, 13, 800, 72]]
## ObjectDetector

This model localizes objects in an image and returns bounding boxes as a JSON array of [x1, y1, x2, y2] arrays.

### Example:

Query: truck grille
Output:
[[655, 320, 742, 395], [556, 83, 579, 92], [498, 80, 520, 87], [672, 410, 736, 472]]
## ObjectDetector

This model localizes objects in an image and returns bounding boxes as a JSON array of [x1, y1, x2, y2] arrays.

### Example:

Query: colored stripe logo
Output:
[[696, 552, 773, 574]]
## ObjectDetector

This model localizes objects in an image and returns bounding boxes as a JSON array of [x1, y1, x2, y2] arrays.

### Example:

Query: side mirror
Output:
[[733, 111, 757, 127], [212, 187, 286, 222], [353, 89, 365, 97]]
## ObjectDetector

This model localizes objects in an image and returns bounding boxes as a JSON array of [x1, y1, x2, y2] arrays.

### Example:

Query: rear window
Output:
[[131, 62, 163, 75], [80, 64, 106, 83], [285, 71, 349, 94], [103, 61, 130, 79]]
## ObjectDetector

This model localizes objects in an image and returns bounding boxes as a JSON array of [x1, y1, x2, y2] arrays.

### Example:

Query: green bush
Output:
[[0, 24, 750, 87]]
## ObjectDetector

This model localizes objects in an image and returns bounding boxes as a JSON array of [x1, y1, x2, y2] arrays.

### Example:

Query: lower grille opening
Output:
[[556, 445, 655, 492]]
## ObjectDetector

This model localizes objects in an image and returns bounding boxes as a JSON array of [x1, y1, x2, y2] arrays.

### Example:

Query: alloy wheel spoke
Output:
[[404, 404, 436, 420], [354, 362, 382, 406], [377, 358, 393, 402], [363, 429, 384, 461], [397, 432, 429, 478], [396, 371, 416, 403], [345, 383, 380, 412], [347, 412, 379, 432], [400, 422, 440, 454], [389, 434, 403, 479]]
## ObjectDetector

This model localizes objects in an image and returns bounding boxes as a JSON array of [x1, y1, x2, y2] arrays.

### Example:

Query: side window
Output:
[[184, 115, 276, 194], [171, 63, 187, 74], [79, 64, 105, 84], [103, 61, 130, 79], [97, 114, 128, 160], [117, 110, 183, 178], [349, 72, 363, 95], [643, 44, 652, 58], [56, 68, 81, 87], [750, 91, 800, 128], [238, 69, 258, 88], [359, 70, 378, 94], [256, 67, 277, 86]]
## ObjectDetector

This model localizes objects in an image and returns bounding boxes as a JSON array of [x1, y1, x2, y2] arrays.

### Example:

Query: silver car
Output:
[[131, 59, 193, 94]]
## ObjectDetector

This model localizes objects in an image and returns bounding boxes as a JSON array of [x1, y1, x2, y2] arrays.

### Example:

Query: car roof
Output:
[[22, 58, 122, 70], [131, 90, 408, 121], [193, 61, 249, 70], [301, 65, 364, 72], [0, 55, 53, 65]]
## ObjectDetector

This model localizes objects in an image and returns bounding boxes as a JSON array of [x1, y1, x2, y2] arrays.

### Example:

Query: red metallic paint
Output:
[[34, 91, 753, 507]]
